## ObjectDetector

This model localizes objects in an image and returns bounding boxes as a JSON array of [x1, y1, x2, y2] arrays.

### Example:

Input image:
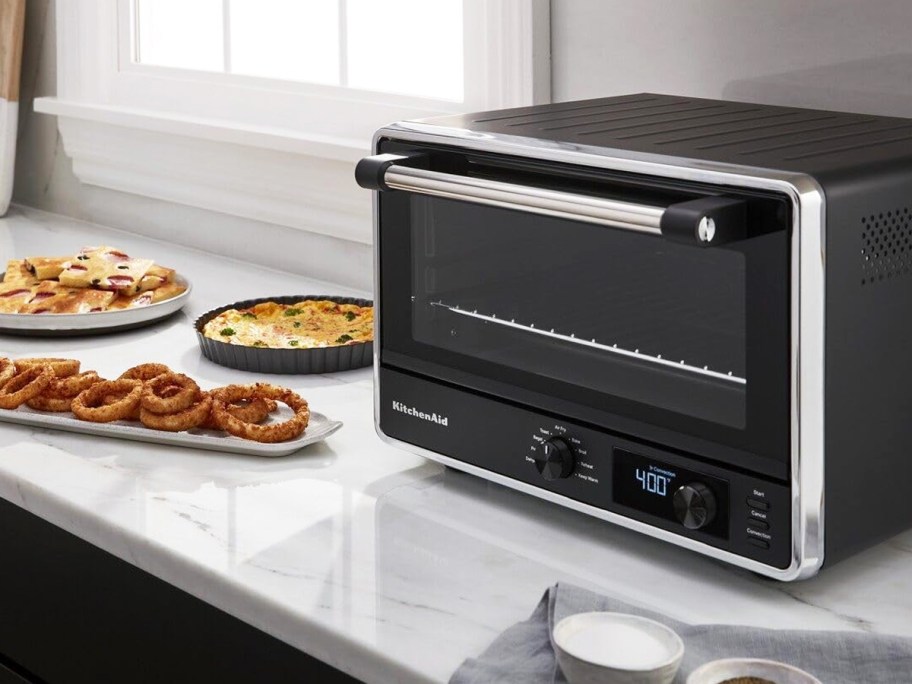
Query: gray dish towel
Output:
[[450, 583, 912, 683]]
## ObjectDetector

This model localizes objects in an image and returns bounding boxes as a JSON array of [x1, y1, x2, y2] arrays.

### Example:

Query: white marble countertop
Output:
[[0, 206, 911, 683]]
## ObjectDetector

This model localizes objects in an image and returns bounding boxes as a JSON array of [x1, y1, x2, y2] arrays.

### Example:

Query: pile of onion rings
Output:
[[28, 371, 102, 412], [71, 379, 144, 423], [211, 384, 309, 443], [0, 357, 311, 442], [0, 366, 54, 410]]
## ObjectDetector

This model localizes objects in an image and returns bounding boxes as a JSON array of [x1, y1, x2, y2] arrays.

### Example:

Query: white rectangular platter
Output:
[[0, 405, 342, 457]]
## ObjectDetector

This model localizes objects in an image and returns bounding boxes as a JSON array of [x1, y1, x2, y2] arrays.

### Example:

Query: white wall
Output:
[[551, 0, 912, 117], [12, 0, 912, 290]]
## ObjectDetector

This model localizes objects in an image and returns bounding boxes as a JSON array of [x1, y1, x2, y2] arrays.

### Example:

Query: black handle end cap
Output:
[[661, 196, 747, 247]]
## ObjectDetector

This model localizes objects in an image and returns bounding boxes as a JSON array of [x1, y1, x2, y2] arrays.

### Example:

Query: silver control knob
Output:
[[673, 482, 717, 530]]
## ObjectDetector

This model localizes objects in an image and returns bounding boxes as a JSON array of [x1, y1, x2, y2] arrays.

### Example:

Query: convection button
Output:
[[747, 538, 770, 550], [747, 519, 770, 532], [746, 497, 769, 511]]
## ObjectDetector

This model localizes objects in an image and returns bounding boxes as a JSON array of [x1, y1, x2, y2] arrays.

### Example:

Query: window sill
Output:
[[34, 97, 373, 244], [35, 99, 369, 162]]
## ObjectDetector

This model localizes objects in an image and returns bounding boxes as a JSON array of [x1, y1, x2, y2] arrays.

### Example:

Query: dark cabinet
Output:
[[0, 497, 360, 684]]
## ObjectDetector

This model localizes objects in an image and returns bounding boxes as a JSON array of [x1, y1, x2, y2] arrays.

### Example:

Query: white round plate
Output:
[[0, 275, 192, 336]]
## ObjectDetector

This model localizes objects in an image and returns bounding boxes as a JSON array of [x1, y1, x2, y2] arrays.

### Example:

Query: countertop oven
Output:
[[357, 94, 912, 580]]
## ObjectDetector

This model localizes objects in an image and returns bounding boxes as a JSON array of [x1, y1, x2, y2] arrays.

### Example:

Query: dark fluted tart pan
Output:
[[195, 295, 373, 374]]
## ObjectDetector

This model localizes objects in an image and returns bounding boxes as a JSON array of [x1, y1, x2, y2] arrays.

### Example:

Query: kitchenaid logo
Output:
[[392, 400, 449, 426]]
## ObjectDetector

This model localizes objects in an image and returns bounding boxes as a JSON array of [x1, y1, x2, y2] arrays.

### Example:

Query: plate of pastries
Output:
[[0, 245, 190, 335], [0, 356, 342, 457]]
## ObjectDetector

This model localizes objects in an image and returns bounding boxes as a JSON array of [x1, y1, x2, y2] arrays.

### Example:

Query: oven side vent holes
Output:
[[861, 208, 912, 285]]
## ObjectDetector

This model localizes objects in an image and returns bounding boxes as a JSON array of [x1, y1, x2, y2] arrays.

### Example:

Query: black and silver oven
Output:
[[357, 94, 912, 580]]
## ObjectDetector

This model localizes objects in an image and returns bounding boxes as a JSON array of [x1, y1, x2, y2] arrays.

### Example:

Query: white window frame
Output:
[[35, 0, 551, 245]]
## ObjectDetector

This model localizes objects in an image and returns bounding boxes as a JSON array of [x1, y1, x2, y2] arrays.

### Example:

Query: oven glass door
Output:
[[378, 144, 790, 471]]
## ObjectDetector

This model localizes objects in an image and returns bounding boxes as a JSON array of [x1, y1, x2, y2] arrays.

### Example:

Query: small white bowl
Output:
[[553, 612, 685, 684], [686, 657, 822, 684]]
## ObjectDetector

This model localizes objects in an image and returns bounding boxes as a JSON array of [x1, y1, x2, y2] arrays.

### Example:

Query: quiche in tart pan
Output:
[[195, 295, 373, 374]]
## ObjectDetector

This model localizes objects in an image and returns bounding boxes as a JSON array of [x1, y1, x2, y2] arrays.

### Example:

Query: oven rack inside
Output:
[[429, 299, 746, 385]]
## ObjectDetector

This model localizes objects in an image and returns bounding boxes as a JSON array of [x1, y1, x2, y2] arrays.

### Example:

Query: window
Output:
[[134, 0, 465, 101], [35, 0, 550, 244]]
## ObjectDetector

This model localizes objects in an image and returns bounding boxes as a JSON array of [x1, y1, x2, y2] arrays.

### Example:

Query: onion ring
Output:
[[44, 371, 103, 399], [103, 393, 139, 421], [14, 357, 80, 378], [107, 382, 185, 421], [0, 366, 55, 409], [26, 395, 74, 412], [211, 384, 309, 443], [0, 358, 16, 386], [71, 379, 143, 423], [200, 396, 277, 430], [141, 373, 199, 415], [118, 363, 172, 382], [140, 391, 212, 432]]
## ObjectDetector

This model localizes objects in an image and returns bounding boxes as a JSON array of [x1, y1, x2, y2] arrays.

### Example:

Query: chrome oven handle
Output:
[[387, 164, 664, 235], [355, 153, 747, 247]]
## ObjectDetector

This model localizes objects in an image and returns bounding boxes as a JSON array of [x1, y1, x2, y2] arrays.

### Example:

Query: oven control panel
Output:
[[380, 367, 792, 569], [611, 448, 729, 537]]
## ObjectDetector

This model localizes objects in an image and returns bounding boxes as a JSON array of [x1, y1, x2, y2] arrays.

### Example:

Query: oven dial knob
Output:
[[534, 437, 575, 481], [673, 483, 717, 530]]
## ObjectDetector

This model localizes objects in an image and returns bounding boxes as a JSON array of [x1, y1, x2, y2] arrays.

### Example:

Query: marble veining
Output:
[[1, 207, 912, 683]]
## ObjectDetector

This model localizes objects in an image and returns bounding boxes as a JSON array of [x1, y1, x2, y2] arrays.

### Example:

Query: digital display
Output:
[[635, 467, 675, 497], [613, 448, 729, 538]]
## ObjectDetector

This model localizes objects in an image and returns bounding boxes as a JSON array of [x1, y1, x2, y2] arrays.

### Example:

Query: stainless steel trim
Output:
[[384, 164, 664, 235], [370, 122, 825, 582], [431, 300, 746, 385]]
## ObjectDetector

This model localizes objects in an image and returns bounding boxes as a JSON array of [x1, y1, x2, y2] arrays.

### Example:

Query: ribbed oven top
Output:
[[418, 93, 912, 177]]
